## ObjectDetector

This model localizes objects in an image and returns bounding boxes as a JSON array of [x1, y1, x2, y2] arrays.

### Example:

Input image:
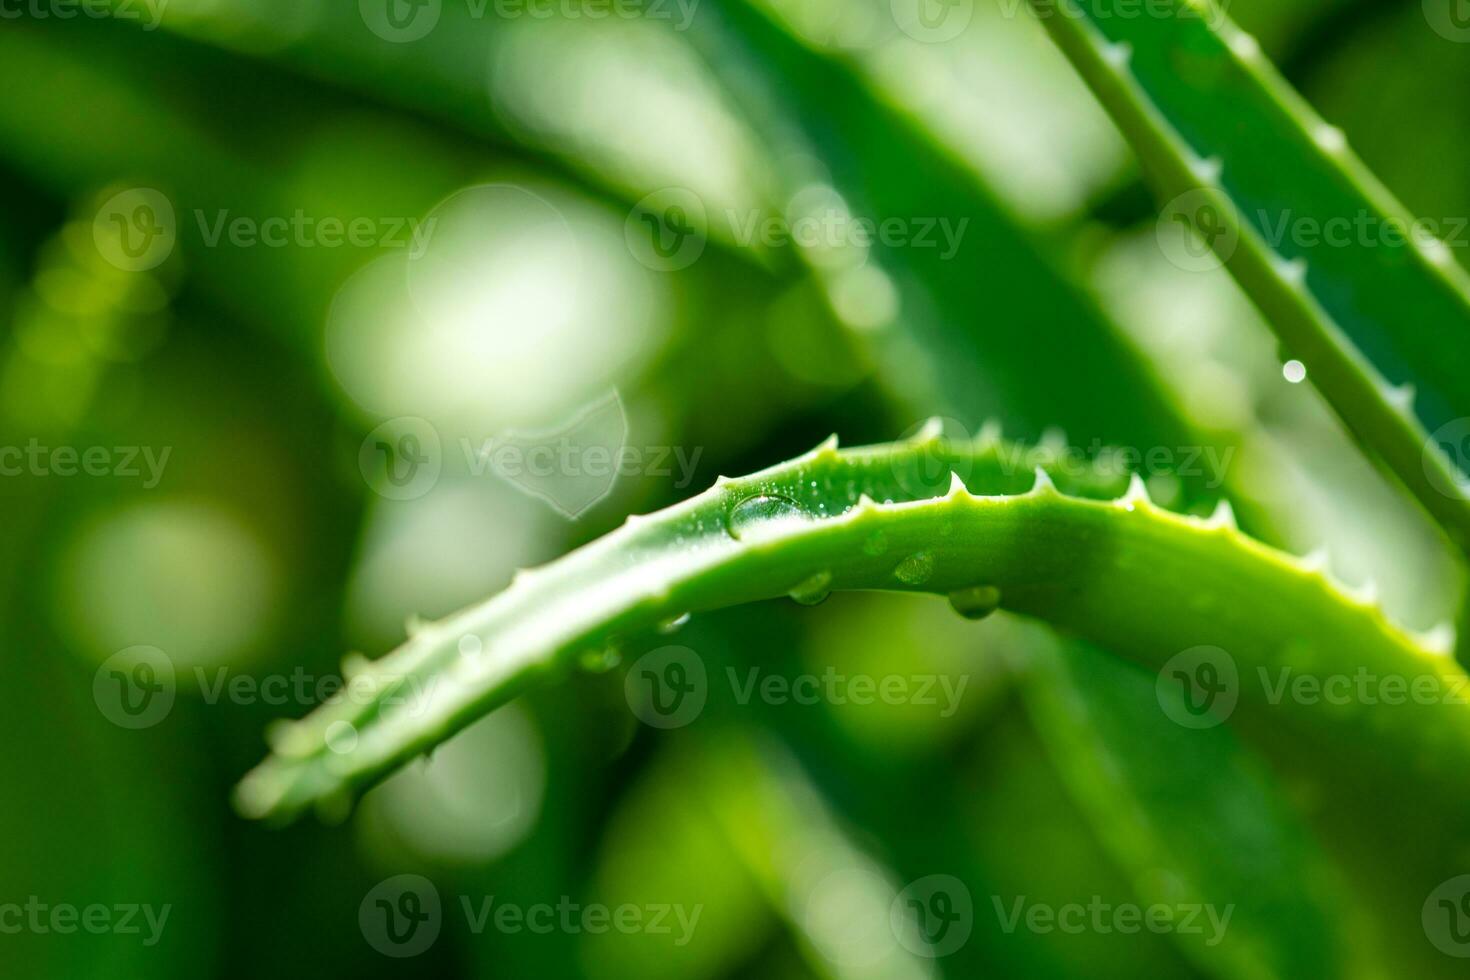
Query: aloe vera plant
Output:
[[15, 1, 1468, 976], [237, 428, 1468, 820], [1025, 0, 1470, 550]]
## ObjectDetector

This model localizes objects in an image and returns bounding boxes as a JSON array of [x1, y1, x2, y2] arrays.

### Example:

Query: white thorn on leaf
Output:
[[1419, 236, 1454, 267], [714, 474, 733, 488], [1039, 427, 1068, 456], [1417, 622, 1456, 656], [1190, 155, 1224, 184], [1229, 31, 1260, 59], [342, 653, 370, 679], [405, 613, 428, 636], [1299, 546, 1330, 574], [1313, 124, 1347, 154], [1346, 578, 1379, 606], [914, 418, 944, 444], [1385, 382, 1416, 413], [947, 471, 968, 498], [1117, 473, 1151, 510], [1030, 466, 1057, 496], [814, 433, 840, 454], [1274, 255, 1308, 285], [1205, 498, 1238, 530], [1102, 41, 1133, 69]]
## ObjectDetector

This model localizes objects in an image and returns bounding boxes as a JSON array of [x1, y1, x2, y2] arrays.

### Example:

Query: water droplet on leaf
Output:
[[789, 571, 833, 606], [894, 551, 934, 586], [948, 585, 1002, 621], [727, 493, 809, 540], [657, 612, 692, 634]]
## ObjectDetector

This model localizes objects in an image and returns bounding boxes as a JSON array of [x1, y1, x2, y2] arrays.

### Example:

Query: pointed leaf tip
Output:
[[1030, 466, 1057, 496], [1206, 498, 1238, 530]]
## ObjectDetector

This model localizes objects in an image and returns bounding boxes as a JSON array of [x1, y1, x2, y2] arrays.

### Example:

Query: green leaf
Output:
[[237, 432, 1466, 821], [1025, 0, 1470, 549]]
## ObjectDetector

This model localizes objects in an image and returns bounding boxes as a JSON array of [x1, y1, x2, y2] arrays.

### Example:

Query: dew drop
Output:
[[657, 612, 692, 635], [789, 570, 833, 607], [727, 493, 808, 540], [458, 634, 483, 660], [894, 551, 935, 586], [578, 644, 623, 674], [948, 585, 1002, 621]]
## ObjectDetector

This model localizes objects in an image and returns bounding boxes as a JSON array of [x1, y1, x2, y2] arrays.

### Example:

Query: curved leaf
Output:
[[237, 432, 1466, 820]]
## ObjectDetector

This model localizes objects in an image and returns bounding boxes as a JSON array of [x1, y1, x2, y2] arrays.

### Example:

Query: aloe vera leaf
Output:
[[1019, 640, 1370, 978], [1025, 0, 1470, 549], [684, 0, 1196, 449], [236, 433, 1467, 820], [689, 12, 1374, 974]]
